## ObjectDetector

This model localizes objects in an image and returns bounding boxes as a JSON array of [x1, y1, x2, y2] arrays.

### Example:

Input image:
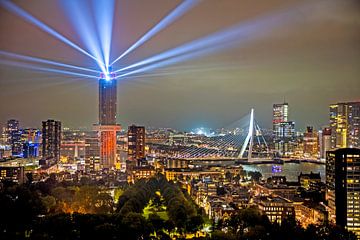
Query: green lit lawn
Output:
[[24, 165, 39, 171], [142, 200, 169, 220]]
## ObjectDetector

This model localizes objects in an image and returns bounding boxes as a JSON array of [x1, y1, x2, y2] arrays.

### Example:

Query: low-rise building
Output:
[[165, 168, 223, 182], [298, 172, 321, 190], [205, 196, 235, 221], [254, 182, 298, 199], [257, 196, 295, 224], [293, 201, 327, 227], [0, 166, 25, 184], [127, 165, 156, 183]]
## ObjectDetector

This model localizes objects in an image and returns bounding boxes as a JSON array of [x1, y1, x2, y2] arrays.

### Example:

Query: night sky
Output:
[[0, 0, 359, 131]]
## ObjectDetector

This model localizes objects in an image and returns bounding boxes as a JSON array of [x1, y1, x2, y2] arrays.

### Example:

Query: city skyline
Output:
[[0, 1, 360, 238], [0, 0, 359, 130]]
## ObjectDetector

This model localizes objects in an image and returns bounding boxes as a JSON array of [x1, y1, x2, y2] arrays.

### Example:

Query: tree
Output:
[[247, 171, 262, 182], [121, 212, 151, 239], [46, 173, 57, 185], [95, 192, 114, 213], [244, 225, 268, 240], [216, 186, 226, 196], [233, 174, 241, 184], [114, 188, 123, 203], [164, 219, 175, 235], [148, 213, 165, 235], [171, 204, 188, 230], [186, 215, 204, 233], [79, 176, 92, 185], [224, 207, 270, 237], [25, 172, 33, 186], [93, 223, 118, 240], [152, 193, 163, 209], [276, 216, 303, 239], [33, 213, 75, 239], [41, 195, 57, 213], [72, 213, 110, 239], [307, 223, 357, 240], [51, 186, 74, 213], [225, 171, 232, 181], [210, 230, 236, 240]]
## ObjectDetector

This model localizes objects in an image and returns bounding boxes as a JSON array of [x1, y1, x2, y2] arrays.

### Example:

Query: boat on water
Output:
[[272, 165, 282, 173]]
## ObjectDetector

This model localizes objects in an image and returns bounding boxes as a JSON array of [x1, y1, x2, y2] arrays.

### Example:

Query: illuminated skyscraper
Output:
[[95, 70, 120, 169], [41, 119, 61, 166], [273, 103, 295, 156], [326, 148, 360, 238], [319, 127, 331, 159], [85, 132, 100, 173], [273, 102, 288, 136], [330, 102, 360, 149], [303, 126, 319, 158], [5, 119, 22, 156], [127, 125, 146, 167], [21, 128, 41, 158], [99, 76, 117, 125], [275, 121, 296, 156]]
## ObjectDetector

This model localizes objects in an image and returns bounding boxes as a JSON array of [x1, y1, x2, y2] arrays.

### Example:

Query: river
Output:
[[241, 162, 325, 182]]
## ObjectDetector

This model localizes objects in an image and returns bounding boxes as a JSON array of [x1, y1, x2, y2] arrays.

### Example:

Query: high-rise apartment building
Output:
[[41, 119, 61, 166], [21, 128, 41, 158], [330, 102, 360, 149], [319, 127, 331, 159], [273, 102, 289, 136], [278, 121, 295, 138], [127, 125, 145, 167], [99, 75, 117, 126], [5, 119, 22, 156], [85, 132, 100, 173], [5, 119, 19, 144], [303, 126, 319, 158], [326, 148, 360, 238], [274, 124, 295, 156], [95, 71, 121, 169], [273, 103, 295, 156]]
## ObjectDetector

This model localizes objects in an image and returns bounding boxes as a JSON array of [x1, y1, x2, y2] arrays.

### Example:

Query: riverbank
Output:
[[241, 162, 325, 182]]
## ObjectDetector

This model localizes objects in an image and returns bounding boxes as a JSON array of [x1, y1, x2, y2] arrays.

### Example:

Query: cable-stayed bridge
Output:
[[162, 109, 272, 162]]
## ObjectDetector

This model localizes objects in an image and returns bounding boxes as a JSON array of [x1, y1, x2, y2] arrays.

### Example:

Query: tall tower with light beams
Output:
[[95, 68, 121, 169]]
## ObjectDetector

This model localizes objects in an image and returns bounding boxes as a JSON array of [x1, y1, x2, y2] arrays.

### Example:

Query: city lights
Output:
[[0, 1, 359, 239]]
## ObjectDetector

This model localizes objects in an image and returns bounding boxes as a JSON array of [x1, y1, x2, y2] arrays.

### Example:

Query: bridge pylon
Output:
[[238, 108, 255, 160], [238, 108, 270, 161]]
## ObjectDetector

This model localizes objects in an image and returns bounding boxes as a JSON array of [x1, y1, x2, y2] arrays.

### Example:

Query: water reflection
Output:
[[242, 163, 325, 182]]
